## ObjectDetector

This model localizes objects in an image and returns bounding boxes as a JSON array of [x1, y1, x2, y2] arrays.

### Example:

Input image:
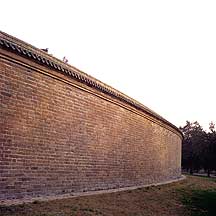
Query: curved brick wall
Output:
[[0, 31, 182, 202]]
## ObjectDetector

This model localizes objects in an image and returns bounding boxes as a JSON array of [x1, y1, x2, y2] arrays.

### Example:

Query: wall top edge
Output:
[[0, 30, 183, 138]]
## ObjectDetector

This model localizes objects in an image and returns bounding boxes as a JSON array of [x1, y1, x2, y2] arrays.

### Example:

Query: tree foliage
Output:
[[180, 121, 216, 176]]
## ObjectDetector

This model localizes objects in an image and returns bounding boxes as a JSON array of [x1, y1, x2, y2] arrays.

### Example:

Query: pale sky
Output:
[[1, 0, 216, 130]]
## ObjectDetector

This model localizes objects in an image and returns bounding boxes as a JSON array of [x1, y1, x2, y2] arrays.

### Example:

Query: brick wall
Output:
[[0, 32, 182, 201]]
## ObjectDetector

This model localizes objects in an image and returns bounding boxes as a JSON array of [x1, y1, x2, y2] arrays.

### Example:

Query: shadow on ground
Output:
[[179, 189, 216, 216]]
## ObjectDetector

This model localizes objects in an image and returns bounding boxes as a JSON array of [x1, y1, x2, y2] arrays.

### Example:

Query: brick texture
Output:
[[0, 32, 182, 202]]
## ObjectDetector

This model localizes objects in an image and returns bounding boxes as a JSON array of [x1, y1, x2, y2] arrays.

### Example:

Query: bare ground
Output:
[[0, 175, 215, 216]]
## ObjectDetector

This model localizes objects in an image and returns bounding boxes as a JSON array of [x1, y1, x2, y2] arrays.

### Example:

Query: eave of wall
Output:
[[0, 30, 183, 139]]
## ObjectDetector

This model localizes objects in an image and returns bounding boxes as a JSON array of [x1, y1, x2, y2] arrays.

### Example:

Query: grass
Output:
[[192, 175, 216, 183], [180, 189, 216, 216], [0, 175, 216, 216]]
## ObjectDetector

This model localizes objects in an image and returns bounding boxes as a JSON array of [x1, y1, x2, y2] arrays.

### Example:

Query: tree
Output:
[[180, 121, 207, 174], [203, 122, 216, 177], [180, 121, 216, 176]]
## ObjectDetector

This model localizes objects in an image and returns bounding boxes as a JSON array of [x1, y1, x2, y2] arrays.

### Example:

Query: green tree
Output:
[[203, 122, 216, 176], [180, 121, 207, 174]]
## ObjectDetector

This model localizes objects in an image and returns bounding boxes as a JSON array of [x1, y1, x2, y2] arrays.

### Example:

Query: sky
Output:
[[1, 0, 216, 130]]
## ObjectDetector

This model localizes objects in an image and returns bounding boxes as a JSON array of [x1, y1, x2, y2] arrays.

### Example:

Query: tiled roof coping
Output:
[[0, 31, 182, 138]]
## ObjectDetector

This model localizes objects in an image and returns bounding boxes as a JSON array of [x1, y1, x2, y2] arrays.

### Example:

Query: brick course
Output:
[[0, 32, 182, 202]]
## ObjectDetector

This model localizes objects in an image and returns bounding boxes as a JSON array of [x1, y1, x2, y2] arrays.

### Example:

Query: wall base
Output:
[[0, 175, 186, 206]]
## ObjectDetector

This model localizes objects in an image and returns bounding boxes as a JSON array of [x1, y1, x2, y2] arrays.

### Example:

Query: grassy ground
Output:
[[0, 175, 215, 216]]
